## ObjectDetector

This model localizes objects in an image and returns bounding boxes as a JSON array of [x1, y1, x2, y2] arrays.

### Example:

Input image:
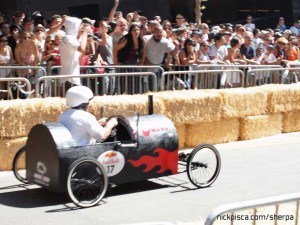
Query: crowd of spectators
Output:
[[0, 0, 300, 98]]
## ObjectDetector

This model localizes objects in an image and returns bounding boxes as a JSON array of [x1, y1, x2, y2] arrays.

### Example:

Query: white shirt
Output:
[[146, 36, 175, 65], [244, 23, 256, 31], [58, 109, 105, 146], [209, 44, 228, 61], [289, 26, 299, 36]]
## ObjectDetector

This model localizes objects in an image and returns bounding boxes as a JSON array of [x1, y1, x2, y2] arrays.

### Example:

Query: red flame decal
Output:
[[128, 148, 178, 174]]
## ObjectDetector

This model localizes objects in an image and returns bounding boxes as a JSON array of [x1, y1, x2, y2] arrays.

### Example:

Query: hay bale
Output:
[[239, 113, 283, 140], [0, 137, 27, 170], [154, 90, 222, 124], [185, 118, 239, 147], [219, 87, 268, 119], [0, 98, 67, 138], [89, 94, 165, 119], [261, 83, 300, 113], [282, 110, 300, 133], [175, 124, 186, 149]]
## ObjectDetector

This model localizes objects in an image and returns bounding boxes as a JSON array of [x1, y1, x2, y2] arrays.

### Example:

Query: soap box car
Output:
[[13, 114, 221, 207]]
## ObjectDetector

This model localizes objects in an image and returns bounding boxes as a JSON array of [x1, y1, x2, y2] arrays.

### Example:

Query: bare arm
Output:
[[113, 38, 127, 64], [100, 118, 118, 142], [108, 0, 119, 22]]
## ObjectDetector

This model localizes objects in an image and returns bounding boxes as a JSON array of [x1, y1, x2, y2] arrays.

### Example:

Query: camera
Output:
[[88, 33, 99, 41]]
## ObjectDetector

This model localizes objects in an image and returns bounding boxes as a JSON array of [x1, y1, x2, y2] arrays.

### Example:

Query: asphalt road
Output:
[[0, 132, 300, 225]]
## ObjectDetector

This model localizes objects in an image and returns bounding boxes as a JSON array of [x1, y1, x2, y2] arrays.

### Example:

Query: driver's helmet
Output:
[[65, 86, 93, 108]]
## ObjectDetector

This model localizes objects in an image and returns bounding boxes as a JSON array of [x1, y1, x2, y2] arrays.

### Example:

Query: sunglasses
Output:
[[176, 17, 184, 19], [201, 44, 209, 47], [0, 40, 8, 42], [35, 30, 43, 32]]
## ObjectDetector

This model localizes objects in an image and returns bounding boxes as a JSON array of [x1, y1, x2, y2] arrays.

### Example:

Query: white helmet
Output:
[[65, 86, 93, 108]]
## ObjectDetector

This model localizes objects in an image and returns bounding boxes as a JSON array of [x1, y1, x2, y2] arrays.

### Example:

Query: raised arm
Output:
[[108, 0, 120, 22]]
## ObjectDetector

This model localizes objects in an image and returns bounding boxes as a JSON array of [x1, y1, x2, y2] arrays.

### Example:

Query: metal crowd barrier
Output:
[[161, 69, 245, 90], [247, 67, 300, 86], [205, 192, 300, 225], [36, 72, 157, 97], [0, 77, 34, 100], [0, 65, 47, 99]]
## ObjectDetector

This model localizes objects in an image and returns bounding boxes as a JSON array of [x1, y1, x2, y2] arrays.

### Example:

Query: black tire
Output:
[[12, 145, 29, 184], [67, 158, 108, 208], [187, 144, 221, 188]]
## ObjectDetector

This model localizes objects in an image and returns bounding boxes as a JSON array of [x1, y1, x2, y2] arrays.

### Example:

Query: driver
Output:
[[58, 86, 118, 145]]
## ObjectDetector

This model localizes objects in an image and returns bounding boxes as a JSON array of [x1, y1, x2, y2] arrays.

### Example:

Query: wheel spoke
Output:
[[187, 144, 221, 188]]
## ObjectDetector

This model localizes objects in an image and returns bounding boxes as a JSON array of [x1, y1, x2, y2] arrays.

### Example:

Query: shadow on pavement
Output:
[[0, 180, 171, 210]]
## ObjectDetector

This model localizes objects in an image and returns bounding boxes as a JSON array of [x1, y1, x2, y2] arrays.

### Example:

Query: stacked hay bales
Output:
[[0, 137, 27, 170], [186, 118, 240, 147], [239, 114, 283, 140], [0, 83, 300, 171], [282, 110, 300, 133], [0, 98, 67, 170]]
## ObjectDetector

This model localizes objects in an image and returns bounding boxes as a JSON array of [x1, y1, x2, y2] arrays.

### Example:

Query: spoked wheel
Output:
[[187, 144, 221, 188], [67, 158, 108, 208], [12, 145, 29, 184]]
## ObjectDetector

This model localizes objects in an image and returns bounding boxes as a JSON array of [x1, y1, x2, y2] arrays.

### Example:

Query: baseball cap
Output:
[[82, 17, 95, 25]]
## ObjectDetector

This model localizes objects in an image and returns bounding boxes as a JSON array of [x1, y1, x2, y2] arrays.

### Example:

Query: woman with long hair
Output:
[[113, 22, 145, 94]]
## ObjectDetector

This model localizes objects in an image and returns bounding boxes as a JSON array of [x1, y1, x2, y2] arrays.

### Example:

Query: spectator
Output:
[[209, 33, 228, 64], [276, 17, 287, 32], [252, 28, 262, 49], [200, 23, 209, 41], [223, 31, 232, 48], [108, 0, 122, 23], [0, 22, 10, 37], [258, 35, 273, 52], [237, 26, 246, 38], [0, 13, 6, 24], [144, 24, 178, 90], [97, 20, 115, 94], [240, 32, 259, 65], [110, 18, 128, 46], [0, 34, 15, 99], [45, 15, 66, 39], [274, 37, 289, 60], [289, 20, 299, 36], [224, 37, 246, 87], [125, 13, 134, 25], [22, 17, 34, 33], [7, 24, 21, 59], [113, 23, 146, 93], [59, 16, 89, 89], [195, 40, 211, 64], [286, 36, 299, 61], [33, 24, 46, 61], [244, 15, 256, 31], [191, 30, 202, 52], [209, 33, 229, 88], [178, 38, 196, 89], [174, 14, 187, 29], [154, 16, 162, 24], [41, 36, 56, 74], [12, 12, 24, 27], [224, 23, 234, 33], [14, 31, 39, 81]]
